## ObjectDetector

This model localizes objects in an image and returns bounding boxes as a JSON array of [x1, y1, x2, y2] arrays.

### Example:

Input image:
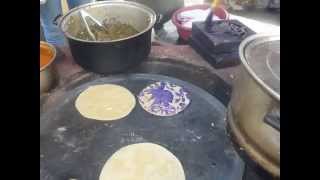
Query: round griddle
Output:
[[40, 73, 244, 180]]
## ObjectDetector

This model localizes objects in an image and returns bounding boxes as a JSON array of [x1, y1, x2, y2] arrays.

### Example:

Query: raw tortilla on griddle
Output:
[[75, 84, 136, 121], [99, 143, 186, 180]]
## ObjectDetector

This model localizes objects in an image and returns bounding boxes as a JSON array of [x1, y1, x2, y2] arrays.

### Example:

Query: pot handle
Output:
[[263, 104, 280, 131], [53, 14, 63, 26], [156, 13, 163, 25]]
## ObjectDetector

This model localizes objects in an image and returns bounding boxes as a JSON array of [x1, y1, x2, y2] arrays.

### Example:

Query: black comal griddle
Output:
[[40, 63, 243, 180]]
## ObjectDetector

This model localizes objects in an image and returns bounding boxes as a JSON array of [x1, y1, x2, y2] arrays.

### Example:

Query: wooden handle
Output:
[[212, 0, 219, 7]]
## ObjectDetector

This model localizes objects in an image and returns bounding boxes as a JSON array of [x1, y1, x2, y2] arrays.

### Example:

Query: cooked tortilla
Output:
[[75, 84, 136, 121], [99, 143, 186, 180]]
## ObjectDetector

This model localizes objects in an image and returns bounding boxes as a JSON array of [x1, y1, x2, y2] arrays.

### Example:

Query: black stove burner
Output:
[[206, 21, 248, 38], [190, 20, 255, 68], [190, 36, 241, 68], [192, 20, 255, 54], [228, 22, 248, 37]]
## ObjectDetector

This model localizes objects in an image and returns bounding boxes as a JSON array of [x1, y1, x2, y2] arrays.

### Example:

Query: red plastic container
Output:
[[172, 4, 229, 41]]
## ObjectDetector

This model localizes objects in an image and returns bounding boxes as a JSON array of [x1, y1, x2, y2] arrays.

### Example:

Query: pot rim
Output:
[[40, 41, 57, 72], [239, 34, 280, 101], [59, 0, 157, 43]]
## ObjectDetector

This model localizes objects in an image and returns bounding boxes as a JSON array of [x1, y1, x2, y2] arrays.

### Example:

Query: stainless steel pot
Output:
[[59, 1, 157, 74], [40, 41, 57, 94], [227, 34, 280, 178]]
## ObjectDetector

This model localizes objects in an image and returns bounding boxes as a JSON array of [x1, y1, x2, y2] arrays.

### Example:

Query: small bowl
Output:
[[171, 4, 229, 41], [40, 41, 57, 94]]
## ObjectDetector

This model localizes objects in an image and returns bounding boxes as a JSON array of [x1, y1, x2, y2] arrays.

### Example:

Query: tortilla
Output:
[[138, 81, 191, 116], [99, 143, 186, 180], [75, 84, 136, 121]]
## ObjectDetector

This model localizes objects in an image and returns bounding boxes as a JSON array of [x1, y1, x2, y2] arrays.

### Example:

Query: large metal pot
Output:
[[59, 1, 156, 74], [40, 41, 57, 94], [227, 34, 280, 178]]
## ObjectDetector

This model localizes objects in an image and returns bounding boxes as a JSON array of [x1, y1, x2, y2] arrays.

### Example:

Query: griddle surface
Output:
[[40, 74, 244, 180]]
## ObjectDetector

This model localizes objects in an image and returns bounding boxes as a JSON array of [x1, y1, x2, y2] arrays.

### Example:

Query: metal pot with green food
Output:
[[227, 34, 280, 178], [59, 1, 156, 74]]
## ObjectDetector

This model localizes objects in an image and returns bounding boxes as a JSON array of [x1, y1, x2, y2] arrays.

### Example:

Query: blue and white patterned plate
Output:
[[138, 81, 191, 116]]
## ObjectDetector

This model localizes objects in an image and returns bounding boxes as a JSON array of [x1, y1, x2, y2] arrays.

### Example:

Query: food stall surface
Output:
[[40, 44, 244, 179], [40, 72, 244, 180], [40, 1, 279, 180], [41, 44, 274, 180]]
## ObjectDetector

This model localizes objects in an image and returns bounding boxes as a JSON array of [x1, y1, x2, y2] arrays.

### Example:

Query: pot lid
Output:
[[240, 34, 280, 100]]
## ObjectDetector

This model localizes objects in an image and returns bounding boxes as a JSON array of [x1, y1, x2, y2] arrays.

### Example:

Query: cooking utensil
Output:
[[40, 41, 57, 94], [190, 19, 255, 68], [79, 10, 98, 41], [40, 73, 244, 180], [59, 1, 157, 74], [205, 0, 220, 28], [227, 34, 280, 178]]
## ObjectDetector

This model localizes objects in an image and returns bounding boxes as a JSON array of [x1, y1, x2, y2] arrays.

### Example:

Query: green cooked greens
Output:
[[76, 18, 139, 41]]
